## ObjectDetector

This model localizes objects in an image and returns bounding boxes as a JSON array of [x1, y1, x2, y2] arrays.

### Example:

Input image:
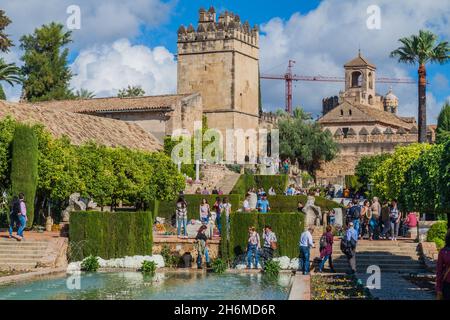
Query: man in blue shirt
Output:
[[344, 222, 358, 274], [299, 226, 315, 275], [256, 195, 270, 213]]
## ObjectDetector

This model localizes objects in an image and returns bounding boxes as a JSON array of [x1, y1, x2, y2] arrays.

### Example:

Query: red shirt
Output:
[[436, 247, 450, 293], [405, 213, 417, 228]]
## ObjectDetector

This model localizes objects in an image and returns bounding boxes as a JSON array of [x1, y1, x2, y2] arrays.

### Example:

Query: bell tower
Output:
[[343, 51, 377, 107]]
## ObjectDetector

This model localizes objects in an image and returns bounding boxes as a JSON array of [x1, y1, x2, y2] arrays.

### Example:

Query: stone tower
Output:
[[177, 7, 260, 138], [342, 51, 380, 109]]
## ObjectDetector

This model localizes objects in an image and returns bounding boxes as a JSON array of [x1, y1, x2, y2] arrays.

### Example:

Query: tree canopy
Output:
[[278, 107, 338, 175], [436, 101, 450, 144], [0, 10, 13, 53], [20, 22, 74, 102], [117, 85, 145, 98]]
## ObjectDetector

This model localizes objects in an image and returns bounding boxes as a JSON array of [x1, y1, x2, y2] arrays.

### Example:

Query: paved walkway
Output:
[[357, 272, 434, 300]]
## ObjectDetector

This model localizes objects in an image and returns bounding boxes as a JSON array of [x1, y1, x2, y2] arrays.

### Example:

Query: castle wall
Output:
[[315, 133, 419, 185]]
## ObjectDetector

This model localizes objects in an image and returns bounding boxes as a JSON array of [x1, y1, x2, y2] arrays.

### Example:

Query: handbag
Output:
[[270, 241, 277, 250]]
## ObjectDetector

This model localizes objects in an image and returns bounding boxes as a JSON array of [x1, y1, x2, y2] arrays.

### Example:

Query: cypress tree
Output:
[[10, 124, 38, 227]]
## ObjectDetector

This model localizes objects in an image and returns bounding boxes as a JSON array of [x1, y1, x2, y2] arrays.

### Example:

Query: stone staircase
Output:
[[0, 236, 67, 271], [185, 164, 241, 194], [311, 231, 424, 274]]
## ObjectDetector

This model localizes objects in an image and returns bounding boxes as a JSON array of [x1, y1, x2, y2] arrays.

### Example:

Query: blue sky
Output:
[[1, 0, 449, 123]]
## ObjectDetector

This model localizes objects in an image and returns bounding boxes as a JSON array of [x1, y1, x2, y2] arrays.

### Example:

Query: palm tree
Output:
[[390, 30, 450, 143], [0, 58, 22, 100], [74, 88, 95, 99]]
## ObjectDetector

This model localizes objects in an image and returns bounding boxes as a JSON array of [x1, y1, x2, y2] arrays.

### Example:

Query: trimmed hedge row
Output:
[[230, 174, 289, 195], [69, 211, 153, 261], [266, 195, 341, 212], [226, 212, 305, 260], [10, 124, 39, 228], [150, 195, 242, 221]]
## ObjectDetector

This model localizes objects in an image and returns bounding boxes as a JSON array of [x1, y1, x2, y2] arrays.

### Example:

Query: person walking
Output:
[[299, 226, 315, 275], [341, 222, 358, 275], [220, 197, 232, 238], [256, 194, 270, 213], [199, 198, 210, 224], [361, 200, 371, 239], [436, 231, 450, 300], [247, 227, 261, 269], [213, 197, 222, 235], [261, 225, 277, 265], [15, 193, 27, 241], [8, 196, 21, 239], [175, 197, 188, 238], [370, 197, 381, 239], [318, 225, 335, 273], [390, 199, 401, 241], [348, 199, 361, 238], [195, 225, 211, 269], [379, 201, 391, 239]]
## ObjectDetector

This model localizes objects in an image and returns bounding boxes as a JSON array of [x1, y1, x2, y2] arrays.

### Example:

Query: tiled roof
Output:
[[36, 94, 192, 114], [344, 53, 376, 69], [0, 101, 162, 152], [318, 100, 413, 130]]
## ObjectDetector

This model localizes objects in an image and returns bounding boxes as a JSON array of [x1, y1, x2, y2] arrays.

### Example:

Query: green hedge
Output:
[[230, 174, 289, 195], [427, 221, 448, 249], [10, 124, 38, 227], [69, 211, 153, 261], [227, 212, 305, 259], [151, 194, 242, 221], [266, 195, 341, 213]]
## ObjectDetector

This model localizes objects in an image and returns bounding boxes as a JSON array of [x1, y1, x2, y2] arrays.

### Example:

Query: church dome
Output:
[[384, 87, 398, 107]]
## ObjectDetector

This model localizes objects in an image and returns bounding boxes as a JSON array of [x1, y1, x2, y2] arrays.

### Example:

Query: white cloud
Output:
[[0, 0, 174, 49], [259, 0, 450, 123], [70, 39, 177, 97]]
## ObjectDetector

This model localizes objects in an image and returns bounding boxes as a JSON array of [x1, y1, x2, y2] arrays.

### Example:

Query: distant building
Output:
[[36, 7, 274, 162], [316, 52, 435, 186]]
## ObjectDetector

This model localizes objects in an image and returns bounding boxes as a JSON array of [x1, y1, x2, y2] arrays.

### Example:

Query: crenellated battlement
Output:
[[177, 6, 259, 50]]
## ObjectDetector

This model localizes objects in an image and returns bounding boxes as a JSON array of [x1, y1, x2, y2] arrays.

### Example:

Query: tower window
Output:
[[368, 72, 373, 89], [340, 109, 344, 116], [351, 71, 362, 88], [368, 95, 374, 105], [349, 109, 352, 116]]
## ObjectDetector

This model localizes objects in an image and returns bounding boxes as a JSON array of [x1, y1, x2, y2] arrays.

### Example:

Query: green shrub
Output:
[[228, 212, 304, 259], [81, 255, 100, 272], [141, 260, 157, 275], [69, 211, 153, 261], [10, 124, 38, 227], [263, 259, 281, 277], [160, 244, 180, 268], [151, 195, 242, 221], [212, 258, 227, 274], [230, 174, 289, 195], [435, 238, 445, 250], [427, 221, 448, 247]]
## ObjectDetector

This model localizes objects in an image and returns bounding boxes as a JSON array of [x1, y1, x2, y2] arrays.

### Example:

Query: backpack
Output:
[[319, 234, 327, 250], [11, 199, 20, 218], [349, 205, 361, 220]]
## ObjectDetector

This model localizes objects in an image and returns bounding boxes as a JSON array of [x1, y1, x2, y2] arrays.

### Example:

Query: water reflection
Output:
[[0, 272, 291, 300]]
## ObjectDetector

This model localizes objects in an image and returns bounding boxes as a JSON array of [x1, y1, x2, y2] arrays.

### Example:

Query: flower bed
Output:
[[311, 275, 373, 300]]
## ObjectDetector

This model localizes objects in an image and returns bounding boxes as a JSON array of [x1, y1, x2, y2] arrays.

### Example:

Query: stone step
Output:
[[0, 262, 38, 270], [0, 253, 45, 259], [330, 255, 419, 261], [0, 257, 43, 264], [0, 249, 48, 255]]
